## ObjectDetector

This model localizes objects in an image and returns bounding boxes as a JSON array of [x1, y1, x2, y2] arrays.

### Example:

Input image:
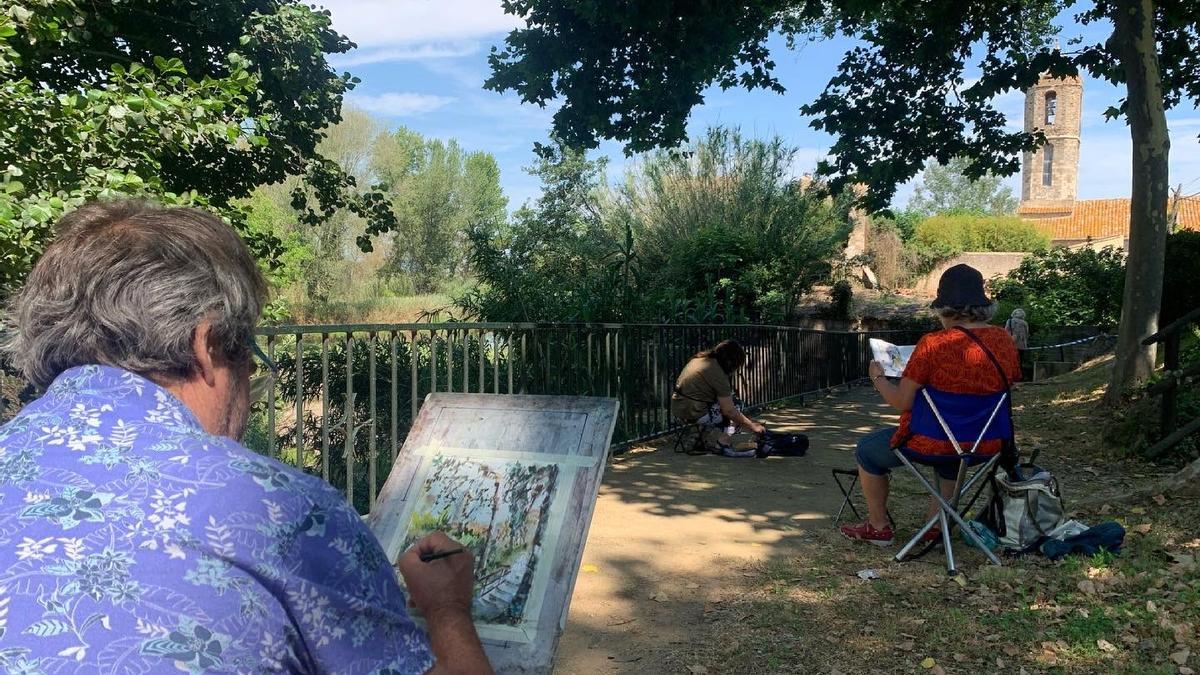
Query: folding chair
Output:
[[832, 468, 893, 529], [891, 386, 1012, 575], [671, 420, 706, 454]]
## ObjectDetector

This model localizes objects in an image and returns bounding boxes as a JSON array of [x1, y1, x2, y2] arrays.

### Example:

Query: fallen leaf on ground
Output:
[[1131, 507, 1147, 515], [1097, 639, 1117, 653], [687, 666, 709, 675], [920, 657, 936, 669], [897, 641, 915, 652], [1077, 580, 1097, 594], [952, 574, 968, 588], [931, 666, 946, 675], [1171, 648, 1191, 666], [648, 592, 669, 603], [686, 582, 700, 589], [1133, 523, 1153, 534], [1153, 494, 1166, 505], [856, 568, 881, 581], [581, 564, 599, 573]]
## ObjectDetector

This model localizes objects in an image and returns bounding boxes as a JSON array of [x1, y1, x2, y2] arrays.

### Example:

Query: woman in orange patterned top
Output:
[[841, 264, 1020, 546]]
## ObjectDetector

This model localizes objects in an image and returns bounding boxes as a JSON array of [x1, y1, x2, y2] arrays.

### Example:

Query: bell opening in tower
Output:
[[1044, 91, 1057, 125]]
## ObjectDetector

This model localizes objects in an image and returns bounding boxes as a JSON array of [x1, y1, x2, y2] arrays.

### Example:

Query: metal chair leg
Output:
[[940, 508, 956, 575], [895, 453, 1003, 567], [832, 469, 862, 524]]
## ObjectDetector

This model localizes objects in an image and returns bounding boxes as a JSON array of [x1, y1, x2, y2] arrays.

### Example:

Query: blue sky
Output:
[[320, 0, 1200, 211]]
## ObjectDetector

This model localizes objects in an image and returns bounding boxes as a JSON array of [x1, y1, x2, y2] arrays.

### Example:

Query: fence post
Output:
[[295, 334, 304, 473], [1162, 333, 1181, 435], [344, 332, 355, 507]]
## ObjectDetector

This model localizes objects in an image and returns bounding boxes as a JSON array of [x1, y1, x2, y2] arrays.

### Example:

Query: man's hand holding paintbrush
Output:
[[398, 532, 494, 674]]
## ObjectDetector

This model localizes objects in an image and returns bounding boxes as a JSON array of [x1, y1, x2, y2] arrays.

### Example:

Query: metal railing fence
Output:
[[249, 322, 928, 513]]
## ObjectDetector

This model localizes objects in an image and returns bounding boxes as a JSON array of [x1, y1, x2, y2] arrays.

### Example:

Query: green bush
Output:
[[990, 246, 1126, 331], [914, 214, 1051, 255], [460, 128, 855, 323], [1162, 230, 1200, 326]]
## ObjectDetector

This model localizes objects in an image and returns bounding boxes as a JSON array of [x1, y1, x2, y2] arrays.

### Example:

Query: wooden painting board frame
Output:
[[368, 393, 618, 674]]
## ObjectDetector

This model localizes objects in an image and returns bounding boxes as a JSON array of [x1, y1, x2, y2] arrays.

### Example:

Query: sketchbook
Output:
[[368, 393, 618, 674], [869, 338, 916, 378]]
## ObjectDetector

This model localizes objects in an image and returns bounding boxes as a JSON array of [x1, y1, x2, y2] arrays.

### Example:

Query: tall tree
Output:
[[458, 141, 618, 322], [376, 132, 507, 293], [0, 0, 392, 292], [486, 0, 1193, 400], [907, 157, 1019, 217]]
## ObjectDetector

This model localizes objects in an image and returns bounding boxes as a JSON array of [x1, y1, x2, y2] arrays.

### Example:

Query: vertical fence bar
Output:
[[410, 330, 419, 425], [266, 334, 276, 458], [605, 331, 612, 398], [295, 333, 304, 472], [430, 328, 438, 394], [477, 329, 485, 394], [462, 328, 470, 394], [492, 331, 499, 394], [368, 332, 378, 510], [447, 329, 455, 393], [321, 334, 330, 482], [519, 333, 527, 394], [391, 333, 399, 461], [507, 331, 514, 394], [344, 332, 355, 506]]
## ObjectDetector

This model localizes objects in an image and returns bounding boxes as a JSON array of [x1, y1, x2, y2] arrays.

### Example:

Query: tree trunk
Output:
[[1104, 0, 1172, 405]]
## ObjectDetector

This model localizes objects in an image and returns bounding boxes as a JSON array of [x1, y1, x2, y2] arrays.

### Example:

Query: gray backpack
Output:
[[981, 468, 1065, 553]]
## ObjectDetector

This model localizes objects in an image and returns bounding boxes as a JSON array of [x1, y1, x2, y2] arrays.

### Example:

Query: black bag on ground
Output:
[[758, 431, 809, 457]]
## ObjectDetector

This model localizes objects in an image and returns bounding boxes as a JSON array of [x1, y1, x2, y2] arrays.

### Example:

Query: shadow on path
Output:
[[555, 386, 912, 674]]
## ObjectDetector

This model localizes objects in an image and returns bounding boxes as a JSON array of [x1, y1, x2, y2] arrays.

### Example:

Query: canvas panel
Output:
[[368, 393, 618, 674]]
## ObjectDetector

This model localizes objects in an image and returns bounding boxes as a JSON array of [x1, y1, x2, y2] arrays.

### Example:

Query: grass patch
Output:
[[686, 357, 1200, 674]]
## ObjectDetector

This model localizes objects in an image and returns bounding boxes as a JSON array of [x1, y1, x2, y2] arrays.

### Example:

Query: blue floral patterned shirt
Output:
[[0, 365, 434, 674]]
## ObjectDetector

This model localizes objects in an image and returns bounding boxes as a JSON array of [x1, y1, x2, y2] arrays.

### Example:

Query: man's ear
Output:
[[192, 320, 219, 388]]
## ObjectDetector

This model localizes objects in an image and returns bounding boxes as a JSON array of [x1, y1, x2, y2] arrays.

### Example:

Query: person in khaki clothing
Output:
[[671, 340, 765, 454]]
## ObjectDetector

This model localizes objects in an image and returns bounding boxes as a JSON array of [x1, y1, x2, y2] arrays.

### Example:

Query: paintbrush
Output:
[[419, 547, 465, 563]]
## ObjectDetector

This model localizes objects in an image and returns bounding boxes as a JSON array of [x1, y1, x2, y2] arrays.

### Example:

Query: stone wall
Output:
[[912, 252, 1031, 296]]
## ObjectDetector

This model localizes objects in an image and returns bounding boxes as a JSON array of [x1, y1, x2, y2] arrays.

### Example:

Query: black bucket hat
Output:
[[931, 264, 991, 309]]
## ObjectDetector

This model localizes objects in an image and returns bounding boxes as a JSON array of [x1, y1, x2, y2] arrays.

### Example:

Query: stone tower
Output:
[[1020, 73, 1083, 205]]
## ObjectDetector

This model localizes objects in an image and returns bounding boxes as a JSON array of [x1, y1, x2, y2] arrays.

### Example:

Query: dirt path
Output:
[[553, 387, 896, 674]]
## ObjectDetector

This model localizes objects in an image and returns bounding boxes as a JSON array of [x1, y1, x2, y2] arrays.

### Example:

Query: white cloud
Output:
[[316, 0, 521, 48], [331, 42, 480, 67], [348, 92, 456, 117]]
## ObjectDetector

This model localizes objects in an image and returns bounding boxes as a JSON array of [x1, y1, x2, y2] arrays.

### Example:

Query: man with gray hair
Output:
[[0, 200, 491, 673]]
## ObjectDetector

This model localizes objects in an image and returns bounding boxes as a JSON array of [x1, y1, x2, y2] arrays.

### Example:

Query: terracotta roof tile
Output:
[[1020, 197, 1200, 241]]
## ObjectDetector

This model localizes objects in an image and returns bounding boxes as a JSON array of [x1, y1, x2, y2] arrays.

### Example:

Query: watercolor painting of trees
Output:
[[398, 455, 560, 626]]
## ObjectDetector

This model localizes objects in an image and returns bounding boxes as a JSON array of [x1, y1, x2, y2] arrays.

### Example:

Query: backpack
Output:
[[978, 464, 1066, 554], [757, 431, 809, 458]]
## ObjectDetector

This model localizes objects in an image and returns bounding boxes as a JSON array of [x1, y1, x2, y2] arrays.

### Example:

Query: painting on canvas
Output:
[[395, 455, 560, 627]]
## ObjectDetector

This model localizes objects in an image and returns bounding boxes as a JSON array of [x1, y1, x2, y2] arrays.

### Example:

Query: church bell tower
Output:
[[1020, 74, 1083, 205]]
